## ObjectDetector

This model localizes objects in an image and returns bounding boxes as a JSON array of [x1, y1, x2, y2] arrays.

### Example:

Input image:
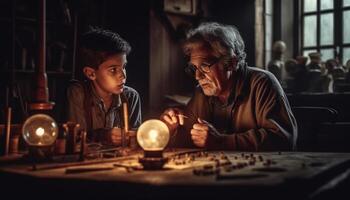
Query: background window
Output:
[[320, 48, 334, 60], [303, 16, 317, 47], [343, 47, 350, 64], [343, 10, 350, 44], [344, 0, 350, 7], [304, 0, 317, 12], [301, 0, 350, 65], [320, 13, 333, 45], [264, 0, 273, 66], [320, 0, 333, 10]]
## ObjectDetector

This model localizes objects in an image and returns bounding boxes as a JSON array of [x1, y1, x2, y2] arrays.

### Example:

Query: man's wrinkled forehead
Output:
[[189, 42, 214, 59]]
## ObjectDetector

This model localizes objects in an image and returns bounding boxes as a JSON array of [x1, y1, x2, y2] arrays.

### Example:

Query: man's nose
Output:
[[195, 69, 205, 80]]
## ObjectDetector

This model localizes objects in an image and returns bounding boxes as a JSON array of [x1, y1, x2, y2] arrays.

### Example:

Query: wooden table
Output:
[[1, 149, 350, 200]]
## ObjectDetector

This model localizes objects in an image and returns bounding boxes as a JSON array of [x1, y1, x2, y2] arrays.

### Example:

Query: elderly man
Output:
[[161, 22, 297, 151]]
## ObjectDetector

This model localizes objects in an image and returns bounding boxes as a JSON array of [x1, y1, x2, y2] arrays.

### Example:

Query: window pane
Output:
[[265, 15, 272, 50], [304, 0, 317, 12], [320, 48, 334, 61], [321, 0, 333, 10], [344, 11, 350, 43], [320, 13, 334, 45], [344, 0, 350, 7], [343, 47, 350, 66], [265, 14, 273, 66], [304, 16, 317, 47]]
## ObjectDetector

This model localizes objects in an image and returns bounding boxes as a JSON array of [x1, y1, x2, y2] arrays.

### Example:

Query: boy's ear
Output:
[[83, 66, 96, 80]]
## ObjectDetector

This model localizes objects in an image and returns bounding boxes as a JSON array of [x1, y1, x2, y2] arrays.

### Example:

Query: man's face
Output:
[[190, 45, 226, 96], [94, 54, 127, 95]]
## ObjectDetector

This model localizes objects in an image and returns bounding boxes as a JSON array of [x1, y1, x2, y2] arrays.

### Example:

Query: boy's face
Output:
[[86, 54, 127, 95]]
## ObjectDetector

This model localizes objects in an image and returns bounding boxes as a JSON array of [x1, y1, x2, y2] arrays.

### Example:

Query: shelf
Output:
[[0, 0, 77, 109], [6, 69, 72, 76]]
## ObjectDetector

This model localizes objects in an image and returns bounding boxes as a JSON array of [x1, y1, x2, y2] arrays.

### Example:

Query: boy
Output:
[[66, 28, 141, 145]]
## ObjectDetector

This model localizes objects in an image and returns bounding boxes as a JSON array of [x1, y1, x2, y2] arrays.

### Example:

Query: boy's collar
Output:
[[88, 81, 122, 108]]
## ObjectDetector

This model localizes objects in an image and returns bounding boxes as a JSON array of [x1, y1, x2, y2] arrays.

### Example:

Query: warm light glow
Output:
[[137, 120, 170, 151], [35, 127, 45, 137], [22, 114, 58, 146], [149, 129, 159, 143]]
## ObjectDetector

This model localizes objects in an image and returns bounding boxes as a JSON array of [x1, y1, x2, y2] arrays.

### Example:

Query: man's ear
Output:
[[83, 66, 96, 80], [232, 57, 238, 70], [224, 57, 238, 71]]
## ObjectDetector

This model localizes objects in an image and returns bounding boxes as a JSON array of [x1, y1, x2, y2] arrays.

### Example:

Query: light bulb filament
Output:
[[149, 129, 159, 143], [35, 127, 45, 137]]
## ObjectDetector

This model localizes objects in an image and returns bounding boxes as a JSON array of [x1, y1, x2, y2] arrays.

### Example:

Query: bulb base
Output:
[[139, 150, 168, 170], [23, 145, 54, 163]]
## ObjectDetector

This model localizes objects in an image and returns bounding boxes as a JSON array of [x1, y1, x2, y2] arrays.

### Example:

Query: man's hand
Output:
[[191, 118, 209, 148], [108, 127, 122, 145], [160, 108, 185, 134]]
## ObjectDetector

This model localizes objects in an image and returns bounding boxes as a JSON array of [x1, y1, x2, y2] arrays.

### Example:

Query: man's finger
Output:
[[197, 118, 204, 123], [193, 142, 205, 148], [166, 109, 176, 116], [193, 123, 209, 131], [190, 129, 207, 137], [179, 115, 184, 125], [192, 134, 206, 142], [191, 135, 198, 141], [163, 115, 174, 124], [171, 115, 178, 124], [191, 135, 203, 143], [191, 128, 201, 135], [192, 134, 205, 140]]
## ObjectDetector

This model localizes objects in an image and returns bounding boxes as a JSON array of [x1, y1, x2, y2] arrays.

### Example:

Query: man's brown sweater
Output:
[[173, 66, 297, 151]]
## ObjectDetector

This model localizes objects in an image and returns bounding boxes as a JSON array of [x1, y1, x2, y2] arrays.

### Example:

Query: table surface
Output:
[[1, 149, 350, 199]]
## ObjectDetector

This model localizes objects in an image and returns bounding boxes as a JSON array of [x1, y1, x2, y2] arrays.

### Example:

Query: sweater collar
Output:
[[217, 63, 249, 106], [88, 81, 122, 110]]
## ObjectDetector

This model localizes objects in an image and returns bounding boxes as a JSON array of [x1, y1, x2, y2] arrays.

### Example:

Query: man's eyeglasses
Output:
[[184, 58, 221, 77]]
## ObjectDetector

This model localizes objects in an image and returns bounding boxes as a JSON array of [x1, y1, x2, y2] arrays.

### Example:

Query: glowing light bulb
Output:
[[22, 114, 58, 147], [137, 119, 170, 170], [35, 127, 45, 137], [137, 120, 170, 151], [149, 129, 159, 143]]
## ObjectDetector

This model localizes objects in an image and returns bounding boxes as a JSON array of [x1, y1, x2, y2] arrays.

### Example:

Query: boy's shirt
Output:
[[66, 81, 141, 141]]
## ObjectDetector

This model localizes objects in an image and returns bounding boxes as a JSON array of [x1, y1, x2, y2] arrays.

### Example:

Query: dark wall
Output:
[[102, 0, 150, 116], [207, 0, 256, 66]]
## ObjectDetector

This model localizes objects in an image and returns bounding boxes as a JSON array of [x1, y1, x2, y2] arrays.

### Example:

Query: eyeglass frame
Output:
[[184, 57, 223, 76]]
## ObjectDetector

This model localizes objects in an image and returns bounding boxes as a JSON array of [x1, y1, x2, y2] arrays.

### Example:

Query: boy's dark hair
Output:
[[78, 27, 131, 70]]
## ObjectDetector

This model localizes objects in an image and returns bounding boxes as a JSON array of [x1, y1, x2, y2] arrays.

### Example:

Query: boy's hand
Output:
[[108, 127, 122, 145], [160, 108, 185, 134]]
